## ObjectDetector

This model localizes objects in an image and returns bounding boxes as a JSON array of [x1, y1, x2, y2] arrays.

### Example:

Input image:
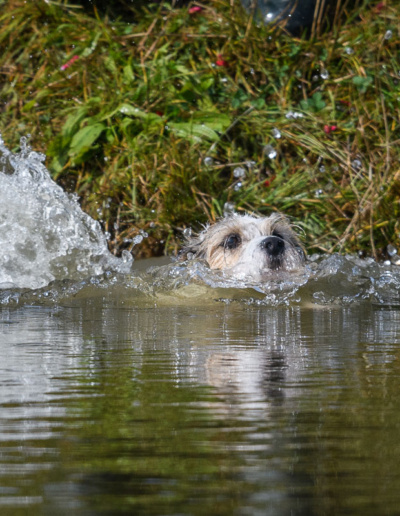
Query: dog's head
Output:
[[179, 213, 305, 279]]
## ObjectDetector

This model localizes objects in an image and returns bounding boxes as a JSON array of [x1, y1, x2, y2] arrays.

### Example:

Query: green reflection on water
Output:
[[1, 301, 400, 515]]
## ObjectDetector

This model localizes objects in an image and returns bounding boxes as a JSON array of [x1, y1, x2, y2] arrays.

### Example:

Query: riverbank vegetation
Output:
[[0, 0, 399, 259]]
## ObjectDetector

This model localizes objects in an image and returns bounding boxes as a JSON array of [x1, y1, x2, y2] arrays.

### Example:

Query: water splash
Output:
[[5, 253, 399, 309], [1, 136, 400, 308], [0, 135, 132, 289]]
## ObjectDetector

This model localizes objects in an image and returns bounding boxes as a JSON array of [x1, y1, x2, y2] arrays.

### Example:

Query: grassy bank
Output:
[[0, 0, 399, 259]]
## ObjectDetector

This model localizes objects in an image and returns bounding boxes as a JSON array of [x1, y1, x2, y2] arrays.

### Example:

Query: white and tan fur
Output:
[[179, 213, 305, 281]]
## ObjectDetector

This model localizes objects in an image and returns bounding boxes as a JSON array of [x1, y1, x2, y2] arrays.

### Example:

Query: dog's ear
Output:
[[178, 234, 206, 261]]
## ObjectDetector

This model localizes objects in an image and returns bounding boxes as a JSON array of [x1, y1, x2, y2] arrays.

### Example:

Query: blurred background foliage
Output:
[[0, 0, 399, 259]]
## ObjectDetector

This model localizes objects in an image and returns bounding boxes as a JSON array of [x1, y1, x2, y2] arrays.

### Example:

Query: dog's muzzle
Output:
[[260, 236, 284, 257]]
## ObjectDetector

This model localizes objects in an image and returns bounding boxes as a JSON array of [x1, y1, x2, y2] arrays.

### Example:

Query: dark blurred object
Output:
[[67, 0, 358, 34], [241, 0, 359, 35], [70, 0, 189, 17]]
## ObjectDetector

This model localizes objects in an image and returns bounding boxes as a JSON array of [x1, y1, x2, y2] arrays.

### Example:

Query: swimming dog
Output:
[[179, 213, 305, 280]]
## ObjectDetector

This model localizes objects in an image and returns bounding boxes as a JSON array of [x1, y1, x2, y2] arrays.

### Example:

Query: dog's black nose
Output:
[[260, 236, 284, 256]]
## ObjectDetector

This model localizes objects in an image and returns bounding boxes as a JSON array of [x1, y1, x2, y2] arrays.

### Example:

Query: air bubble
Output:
[[345, 47, 354, 55], [234, 182, 242, 191], [387, 244, 398, 257], [203, 156, 213, 167], [384, 30, 393, 40], [183, 228, 192, 238]]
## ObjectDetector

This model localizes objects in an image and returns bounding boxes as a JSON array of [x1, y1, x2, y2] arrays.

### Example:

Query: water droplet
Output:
[[149, 222, 156, 228], [319, 165, 326, 173], [121, 250, 133, 264], [132, 235, 143, 245], [320, 68, 329, 80], [223, 202, 235, 216], [285, 111, 303, 119], [234, 182, 243, 191], [183, 228, 192, 238], [383, 259, 391, 266], [265, 12, 275, 21], [203, 156, 213, 167], [387, 244, 398, 257], [263, 145, 277, 159], [312, 75, 319, 82], [233, 166, 246, 178], [271, 128, 281, 139], [187, 252, 195, 260], [314, 189, 324, 198], [345, 46, 354, 55], [140, 229, 148, 238], [351, 159, 362, 170], [246, 160, 257, 170], [384, 30, 393, 40]]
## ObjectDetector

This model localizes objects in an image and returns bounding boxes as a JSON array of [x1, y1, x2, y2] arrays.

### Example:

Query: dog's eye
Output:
[[223, 233, 241, 250]]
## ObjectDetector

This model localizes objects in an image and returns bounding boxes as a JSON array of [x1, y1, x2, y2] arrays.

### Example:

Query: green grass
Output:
[[0, 0, 399, 259]]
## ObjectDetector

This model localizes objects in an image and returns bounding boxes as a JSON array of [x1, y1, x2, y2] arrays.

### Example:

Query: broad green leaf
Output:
[[191, 112, 231, 132], [169, 122, 219, 142], [117, 104, 163, 125], [62, 108, 89, 137], [68, 123, 105, 156]]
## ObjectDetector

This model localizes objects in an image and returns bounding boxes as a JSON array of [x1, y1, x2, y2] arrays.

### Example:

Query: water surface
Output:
[[1, 292, 400, 515]]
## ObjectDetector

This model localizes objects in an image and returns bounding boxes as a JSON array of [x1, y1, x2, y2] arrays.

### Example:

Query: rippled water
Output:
[[1, 137, 400, 514], [2, 298, 400, 515]]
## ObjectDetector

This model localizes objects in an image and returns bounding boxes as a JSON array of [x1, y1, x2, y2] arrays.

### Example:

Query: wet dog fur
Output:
[[179, 213, 305, 280]]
